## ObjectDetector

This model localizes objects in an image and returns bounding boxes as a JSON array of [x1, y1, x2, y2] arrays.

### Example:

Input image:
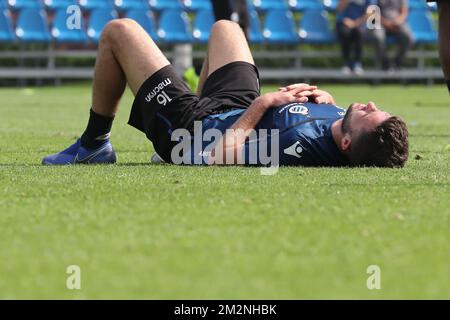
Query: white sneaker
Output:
[[353, 63, 365, 76], [387, 67, 396, 75], [341, 66, 352, 75]]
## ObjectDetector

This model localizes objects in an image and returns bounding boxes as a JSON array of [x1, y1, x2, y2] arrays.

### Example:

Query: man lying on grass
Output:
[[42, 20, 409, 167]]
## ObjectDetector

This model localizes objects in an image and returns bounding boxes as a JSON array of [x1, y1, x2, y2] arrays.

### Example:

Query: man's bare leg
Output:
[[437, 2, 450, 93], [92, 19, 170, 116], [196, 20, 254, 96], [80, 19, 170, 148], [196, 53, 209, 96]]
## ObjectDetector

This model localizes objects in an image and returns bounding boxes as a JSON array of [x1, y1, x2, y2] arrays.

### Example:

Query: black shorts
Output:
[[128, 61, 260, 162]]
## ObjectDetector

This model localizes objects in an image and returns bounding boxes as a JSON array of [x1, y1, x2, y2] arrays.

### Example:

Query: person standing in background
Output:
[[336, 0, 372, 75], [371, 0, 412, 70], [428, 0, 450, 94], [211, 0, 249, 38]]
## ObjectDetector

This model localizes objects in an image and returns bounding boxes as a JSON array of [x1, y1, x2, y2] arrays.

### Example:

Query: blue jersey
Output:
[[183, 103, 350, 167]]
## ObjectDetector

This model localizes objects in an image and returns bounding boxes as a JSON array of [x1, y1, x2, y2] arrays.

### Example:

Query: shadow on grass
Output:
[[0, 162, 162, 167], [115, 162, 164, 167]]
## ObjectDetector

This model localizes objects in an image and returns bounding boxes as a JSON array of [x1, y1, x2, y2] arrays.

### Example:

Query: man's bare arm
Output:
[[395, 4, 408, 25], [209, 87, 316, 165]]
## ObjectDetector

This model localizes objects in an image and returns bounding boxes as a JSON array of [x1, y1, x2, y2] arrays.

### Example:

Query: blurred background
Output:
[[0, 0, 443, 87]]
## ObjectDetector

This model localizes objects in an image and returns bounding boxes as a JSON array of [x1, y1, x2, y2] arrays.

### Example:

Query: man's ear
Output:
[[341, 134, 352, 152]]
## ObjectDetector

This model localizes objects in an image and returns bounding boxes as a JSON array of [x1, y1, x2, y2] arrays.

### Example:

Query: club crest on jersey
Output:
[[288, 105, 309, 115]]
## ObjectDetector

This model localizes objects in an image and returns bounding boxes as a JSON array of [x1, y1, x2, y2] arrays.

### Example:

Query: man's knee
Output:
[[210, 19, 242, 37], [100, 18, 143, 47]]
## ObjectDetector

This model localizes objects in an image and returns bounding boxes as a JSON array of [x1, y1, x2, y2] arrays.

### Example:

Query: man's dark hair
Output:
[[348, 116, 409, 168]]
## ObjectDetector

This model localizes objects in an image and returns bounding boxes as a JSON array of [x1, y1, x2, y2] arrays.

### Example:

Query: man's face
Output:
[[342, 102, 391, 137]]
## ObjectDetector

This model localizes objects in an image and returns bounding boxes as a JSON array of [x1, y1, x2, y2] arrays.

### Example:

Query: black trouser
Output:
[[336, 23, 363, 68], [210, 0, 249, 38], [367, 23, 413, 69]]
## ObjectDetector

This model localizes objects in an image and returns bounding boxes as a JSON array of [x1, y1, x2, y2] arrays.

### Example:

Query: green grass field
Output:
[[0, 83, 449, 299]]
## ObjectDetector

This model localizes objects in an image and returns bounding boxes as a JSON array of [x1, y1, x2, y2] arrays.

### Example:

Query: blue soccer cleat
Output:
[[42, 139, 117, 165]]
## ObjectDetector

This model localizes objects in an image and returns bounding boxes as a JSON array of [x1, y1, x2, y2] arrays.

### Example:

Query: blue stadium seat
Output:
[[87, 8, 117, 42], [44, 0, 77, 10], [322, 0, 337, 11], [115, 0, 147, 11], [408, 9, 437, 44], [51, 7, 87, 43], [408, 0, 427, 10], [182, 0, 211, 12], [249, 9, 263, 44], [149, 0, 182, 11], [125, 8, 157, 39], [253, 0, 287, 12], [192, 8, 213, 43], [0, 9, 14, 42], [157, 9, 192, 43], [79, 0, 114, 11], [0, 0, 7, 8], [289, 0, 323, 11], [8, 0, 42, 10], [15, 8, 51, 42], [263, 9, 298, 44], [298, 9, 335, 44]]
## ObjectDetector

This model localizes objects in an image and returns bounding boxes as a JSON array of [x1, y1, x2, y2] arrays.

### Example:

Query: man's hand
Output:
[[309, 89, 336, 104], [393, 16, 406, 27], [279, 83, 336, 104], [382, 18, 399, 31], [342, 18, 357, 29], [262, 85, 317, 106]]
